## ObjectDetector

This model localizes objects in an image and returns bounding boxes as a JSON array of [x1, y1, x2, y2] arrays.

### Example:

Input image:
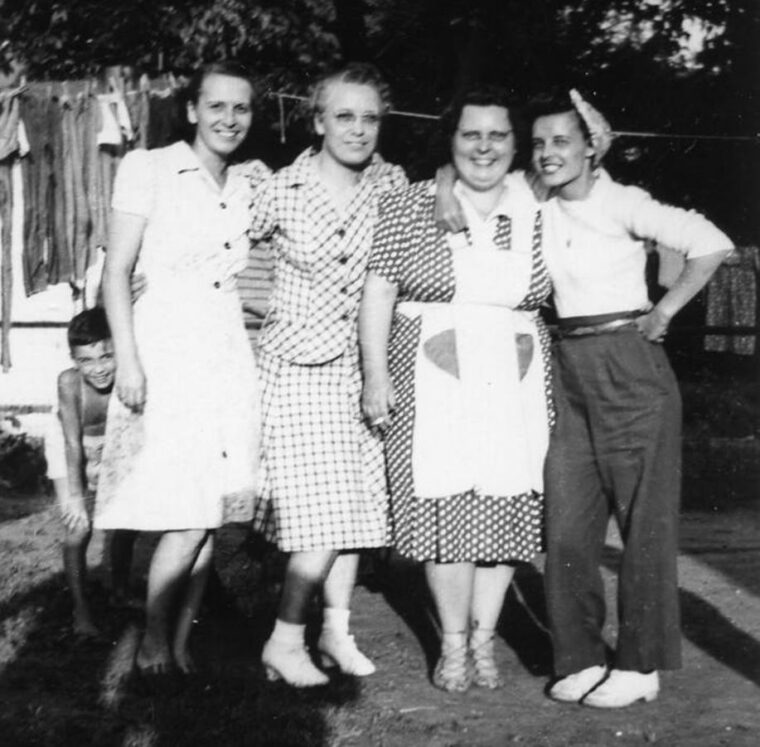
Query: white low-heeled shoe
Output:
[[582, 669, 659, 708], [549, 664, 608, 703], [317, 631, 376, 677], [261, 638, 329, 687]]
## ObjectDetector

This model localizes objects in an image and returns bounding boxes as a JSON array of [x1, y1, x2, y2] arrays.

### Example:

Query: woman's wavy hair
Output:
[[525, 89, 592, 142], [308, 62, 392, 120]]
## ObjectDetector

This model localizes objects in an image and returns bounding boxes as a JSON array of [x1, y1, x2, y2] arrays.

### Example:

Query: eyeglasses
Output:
[[324, 111, 382, 128]]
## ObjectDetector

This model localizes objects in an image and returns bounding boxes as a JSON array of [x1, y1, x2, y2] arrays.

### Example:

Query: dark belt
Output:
[[556, 311, 642, 339]]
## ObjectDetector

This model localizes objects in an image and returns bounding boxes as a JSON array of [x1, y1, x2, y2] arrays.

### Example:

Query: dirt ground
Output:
[[1, 355, 759, 746]]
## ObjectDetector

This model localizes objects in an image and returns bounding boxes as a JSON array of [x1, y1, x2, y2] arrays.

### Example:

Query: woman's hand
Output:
[[433, 164, 467, 233], [116, 356, 147, 412], [362, 373, 396, 431], [636, 306, 671, 343], [59, 495, 90, 533], [130, 272, 147, 304]]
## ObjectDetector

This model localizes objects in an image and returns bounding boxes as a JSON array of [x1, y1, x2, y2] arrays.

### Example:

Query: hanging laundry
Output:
[[147, 89, 179, 149], [0, 160, 12, 370], [20, 92, 69, 292], [0, 86, 24, 160], [705, 246, 759, 355], [96, 90, 134, 146], [60, 92, 93, 289], [125, 75, 152, 149], [1, 89, 28, 372]]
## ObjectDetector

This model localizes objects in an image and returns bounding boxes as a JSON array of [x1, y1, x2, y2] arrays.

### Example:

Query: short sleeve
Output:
[[111, 149, 154, 217], [368, 188, 414, 286], [248, 173, 277, 242], [233, 158, 272, 192]]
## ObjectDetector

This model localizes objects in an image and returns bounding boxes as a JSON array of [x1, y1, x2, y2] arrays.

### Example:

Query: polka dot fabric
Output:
[[371, 179, 552, 563]]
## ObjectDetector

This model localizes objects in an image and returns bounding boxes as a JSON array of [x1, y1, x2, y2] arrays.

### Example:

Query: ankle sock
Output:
[[270, 619, 306, 646], [322, 607, 350, 636]]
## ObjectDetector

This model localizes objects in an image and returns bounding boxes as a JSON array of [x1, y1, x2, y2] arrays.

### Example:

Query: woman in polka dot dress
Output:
[[359, 87, 552, 693]]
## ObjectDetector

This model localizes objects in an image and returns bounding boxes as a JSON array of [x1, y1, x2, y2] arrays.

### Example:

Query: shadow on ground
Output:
[[0, 528, 362, 747]]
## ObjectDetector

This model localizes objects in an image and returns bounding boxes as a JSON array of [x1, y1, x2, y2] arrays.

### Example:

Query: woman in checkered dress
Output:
[[359, 88, 552, 692], [249, 64, 408, 687]]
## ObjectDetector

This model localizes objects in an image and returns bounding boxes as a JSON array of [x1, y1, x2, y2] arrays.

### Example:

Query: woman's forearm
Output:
[[102, 211, 146, 365], [358, 272, 398, 379], [655, 250, 731, 321], [103, 264, 139, 364]]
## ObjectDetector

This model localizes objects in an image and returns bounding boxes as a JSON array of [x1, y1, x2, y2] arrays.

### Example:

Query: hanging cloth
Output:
[[705, 247, 759, 355]]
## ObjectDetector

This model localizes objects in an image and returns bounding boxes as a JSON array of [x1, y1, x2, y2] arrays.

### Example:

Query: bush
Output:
[[0, 419, 47, 494]]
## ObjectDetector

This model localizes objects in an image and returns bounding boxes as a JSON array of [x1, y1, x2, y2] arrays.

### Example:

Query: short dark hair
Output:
[[439, 85, 526, 168], [442, 86, 521, 140], [309, 62, 392, 117], [526, 90, 591, 142], [183, 61, 255, 107], [68, 307, 110, 350]]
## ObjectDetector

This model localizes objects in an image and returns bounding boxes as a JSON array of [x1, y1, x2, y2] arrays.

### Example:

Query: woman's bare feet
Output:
[[172, 645, 198, 675], [135, 635, 174, 675], [73, 609, 102, 639]]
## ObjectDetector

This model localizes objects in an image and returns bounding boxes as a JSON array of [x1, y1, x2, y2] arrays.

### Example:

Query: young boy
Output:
[[47, 307, 139, 637]]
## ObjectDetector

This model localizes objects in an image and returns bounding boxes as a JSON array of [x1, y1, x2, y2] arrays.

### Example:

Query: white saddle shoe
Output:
[[549, 664, 608, 703], [582, 669, 659, 708]]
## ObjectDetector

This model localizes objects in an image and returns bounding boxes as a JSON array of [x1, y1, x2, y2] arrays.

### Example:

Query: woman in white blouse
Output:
[[97, 62, 266, 680], [530, 90, 732, 708]]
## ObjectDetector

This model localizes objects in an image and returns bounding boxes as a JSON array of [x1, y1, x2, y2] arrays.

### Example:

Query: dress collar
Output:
[[284, 147, 387, 188]]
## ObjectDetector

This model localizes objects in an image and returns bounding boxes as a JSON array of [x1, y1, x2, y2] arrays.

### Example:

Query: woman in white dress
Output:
[[359, 87, 552, 692], [96, 62, 267, 677]]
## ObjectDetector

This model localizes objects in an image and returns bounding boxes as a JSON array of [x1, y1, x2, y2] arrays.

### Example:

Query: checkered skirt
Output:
[[252, 348, 390, 552]]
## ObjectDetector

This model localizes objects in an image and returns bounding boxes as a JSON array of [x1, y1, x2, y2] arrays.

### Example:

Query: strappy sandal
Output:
[[432, 631, 472, 693], [470, 629, 504, 689]]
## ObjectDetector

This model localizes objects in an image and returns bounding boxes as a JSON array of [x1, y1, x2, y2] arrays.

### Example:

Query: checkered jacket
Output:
[[249, 148, 408, 364]]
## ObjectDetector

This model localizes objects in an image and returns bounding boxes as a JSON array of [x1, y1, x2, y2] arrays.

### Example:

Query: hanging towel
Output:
[[705, 246, 759, 355]]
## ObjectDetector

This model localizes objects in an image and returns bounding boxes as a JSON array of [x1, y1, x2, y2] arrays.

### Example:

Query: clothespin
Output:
[[277, 93, 287, 145]]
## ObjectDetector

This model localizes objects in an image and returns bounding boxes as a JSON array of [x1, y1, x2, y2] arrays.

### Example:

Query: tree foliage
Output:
[[1, 0, 757, 237]]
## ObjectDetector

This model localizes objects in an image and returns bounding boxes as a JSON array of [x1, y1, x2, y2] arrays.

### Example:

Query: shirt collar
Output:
[[453, 179, 514, 223], [166, 140, 203, 174], [285, 147, 387, 188], [166, 139, 246, 196]]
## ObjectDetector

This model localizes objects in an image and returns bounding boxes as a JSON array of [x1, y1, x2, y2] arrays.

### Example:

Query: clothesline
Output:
[[268, 91, 760, 143]]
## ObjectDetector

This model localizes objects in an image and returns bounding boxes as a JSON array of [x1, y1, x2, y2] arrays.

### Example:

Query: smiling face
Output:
[[314, 81, 383, 170], [452, 105, 515, 193], [187, 72, 253, 162], [71, 339, 116, 392], [531, 110, 595, 199]]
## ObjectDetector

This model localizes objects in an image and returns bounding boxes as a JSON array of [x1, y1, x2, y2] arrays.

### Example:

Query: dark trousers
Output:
[[545, 328, 682, 675]]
